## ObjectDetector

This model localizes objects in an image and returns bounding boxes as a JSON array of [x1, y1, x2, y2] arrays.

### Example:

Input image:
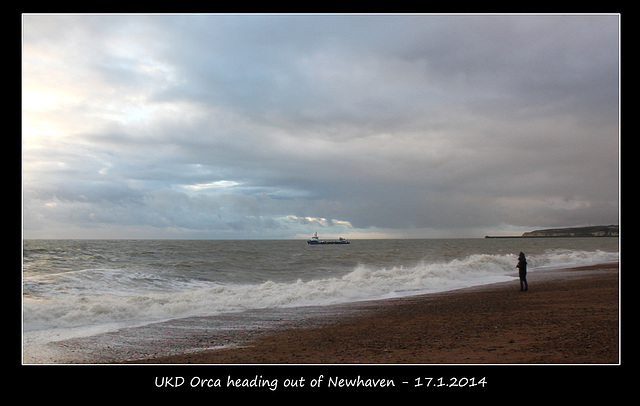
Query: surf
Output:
[[23, 248, 617, 334]]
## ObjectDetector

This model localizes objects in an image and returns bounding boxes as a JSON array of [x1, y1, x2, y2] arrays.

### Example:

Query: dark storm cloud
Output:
[[22, 14, 619, 238]]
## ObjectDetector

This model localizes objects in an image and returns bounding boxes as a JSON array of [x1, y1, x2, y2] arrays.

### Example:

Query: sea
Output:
[[22, 237, 619, 363]]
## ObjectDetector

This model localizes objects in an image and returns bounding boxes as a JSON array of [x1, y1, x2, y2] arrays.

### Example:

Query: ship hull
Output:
[[307, 240, 350, 245]]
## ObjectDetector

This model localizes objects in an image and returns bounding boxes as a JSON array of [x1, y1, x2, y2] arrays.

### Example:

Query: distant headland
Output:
[[485, 225, 619, 239]]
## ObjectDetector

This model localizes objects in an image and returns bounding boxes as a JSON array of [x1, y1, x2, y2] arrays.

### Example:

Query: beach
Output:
[[133, 262, 619, 364]]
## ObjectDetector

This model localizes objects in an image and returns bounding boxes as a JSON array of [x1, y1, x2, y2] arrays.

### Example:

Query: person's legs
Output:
[[520, 276, 528, 291]]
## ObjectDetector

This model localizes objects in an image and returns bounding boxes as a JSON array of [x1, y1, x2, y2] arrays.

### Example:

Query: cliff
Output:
[[521, 225, 619, 238]]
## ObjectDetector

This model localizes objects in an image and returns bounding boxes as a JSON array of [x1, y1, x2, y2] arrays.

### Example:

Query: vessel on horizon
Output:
[[307, 232, 350, 245]]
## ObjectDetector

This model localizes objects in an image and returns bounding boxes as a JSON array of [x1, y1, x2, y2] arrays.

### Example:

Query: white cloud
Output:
[[183, 180, 242, 190]]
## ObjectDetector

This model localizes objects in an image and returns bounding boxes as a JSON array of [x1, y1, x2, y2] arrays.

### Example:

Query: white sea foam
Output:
[[23, 247, 618, 347]]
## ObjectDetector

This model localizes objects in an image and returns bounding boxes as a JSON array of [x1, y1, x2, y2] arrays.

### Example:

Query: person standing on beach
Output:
[[517, 252, 528, 291]]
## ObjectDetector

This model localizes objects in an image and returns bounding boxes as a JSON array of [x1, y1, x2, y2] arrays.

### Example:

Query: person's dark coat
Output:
[[517, 252, 527, 277]]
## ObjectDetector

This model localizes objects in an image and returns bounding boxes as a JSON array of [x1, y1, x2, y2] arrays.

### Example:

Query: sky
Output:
[[22, 14, 620, 239]]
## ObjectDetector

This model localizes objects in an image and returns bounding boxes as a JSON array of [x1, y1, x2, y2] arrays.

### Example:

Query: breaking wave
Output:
[[23, 248, 618, 336]]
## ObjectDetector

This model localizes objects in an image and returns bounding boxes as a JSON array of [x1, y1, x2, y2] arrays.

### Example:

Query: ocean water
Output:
[[22, 237, 619, 363]]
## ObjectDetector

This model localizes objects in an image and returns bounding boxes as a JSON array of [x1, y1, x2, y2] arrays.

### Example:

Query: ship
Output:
[[307, 232, 350, 245]]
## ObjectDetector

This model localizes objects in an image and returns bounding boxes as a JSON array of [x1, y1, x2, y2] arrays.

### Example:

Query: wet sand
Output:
[[132, 262, 619, 364]]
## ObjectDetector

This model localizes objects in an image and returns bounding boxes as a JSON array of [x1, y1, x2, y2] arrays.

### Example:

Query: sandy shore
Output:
[[132, 262, 619, 364]]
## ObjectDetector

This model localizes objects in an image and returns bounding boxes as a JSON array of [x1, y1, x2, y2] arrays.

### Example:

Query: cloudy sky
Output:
[[22, 14, 619, 239]]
